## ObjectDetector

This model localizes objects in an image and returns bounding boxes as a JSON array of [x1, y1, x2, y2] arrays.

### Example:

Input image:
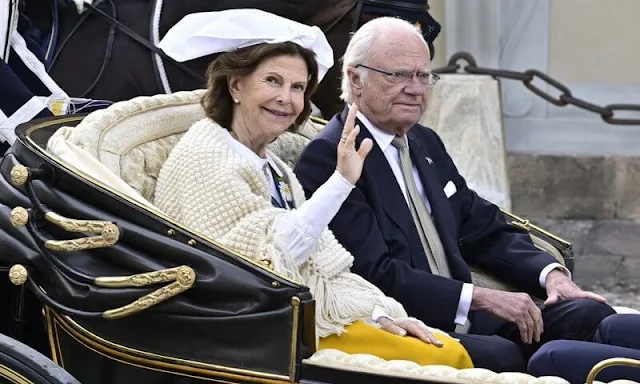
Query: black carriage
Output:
[[0, 91, 628, 384]]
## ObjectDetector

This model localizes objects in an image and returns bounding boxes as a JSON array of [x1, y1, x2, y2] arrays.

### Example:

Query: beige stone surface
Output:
[[614, 157, 640, 220], [507, 154, 617, 219], [421, 74, 511, 209], [549, 0, 640, 83], [508, 153, 640, 220]]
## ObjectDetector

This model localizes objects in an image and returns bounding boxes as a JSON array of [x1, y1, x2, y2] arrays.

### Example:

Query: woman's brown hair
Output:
[[202, 42, 319, 130]]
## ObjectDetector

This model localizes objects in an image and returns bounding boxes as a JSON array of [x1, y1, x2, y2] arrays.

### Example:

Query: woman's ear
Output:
[[228, 75, 241, 102]]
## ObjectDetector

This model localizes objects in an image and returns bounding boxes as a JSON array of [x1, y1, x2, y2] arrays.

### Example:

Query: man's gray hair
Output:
[[340, 17, 429, 103]]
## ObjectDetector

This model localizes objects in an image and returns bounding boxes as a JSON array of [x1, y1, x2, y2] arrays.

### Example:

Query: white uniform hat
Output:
[[157, 9, 334, 82]]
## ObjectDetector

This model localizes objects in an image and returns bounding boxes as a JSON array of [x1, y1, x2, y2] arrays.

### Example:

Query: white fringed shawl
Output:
[[154, 118, 407, 337]]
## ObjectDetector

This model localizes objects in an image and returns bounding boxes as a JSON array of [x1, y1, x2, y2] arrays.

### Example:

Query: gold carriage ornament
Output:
[[10, 206, 120, 252], [9, 207, 29, 227], [44, 212, 120, 252], [587, 357, 640, 384], [8, 264, 28, 286], [96, 265, 197, 319], [9, 164, 29, 187], [6, 262, 197, 320]]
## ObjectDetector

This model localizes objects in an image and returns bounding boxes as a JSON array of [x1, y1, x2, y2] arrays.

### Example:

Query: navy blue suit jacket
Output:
[[294, 107, 557, 332]]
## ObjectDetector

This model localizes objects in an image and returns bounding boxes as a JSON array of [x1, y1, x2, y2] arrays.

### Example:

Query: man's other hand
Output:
[[544, 269, 607, 306], [471, 287, 543, 344]]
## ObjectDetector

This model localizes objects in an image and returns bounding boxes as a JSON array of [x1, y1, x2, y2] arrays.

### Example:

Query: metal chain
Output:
[[433, 52, 640, 126]]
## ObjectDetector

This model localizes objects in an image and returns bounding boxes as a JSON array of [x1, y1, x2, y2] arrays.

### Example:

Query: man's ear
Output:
[[346, 67, 363, 94]]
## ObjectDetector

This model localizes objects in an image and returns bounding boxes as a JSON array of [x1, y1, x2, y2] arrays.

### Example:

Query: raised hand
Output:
[[471, 286, 544, 344], [335, 103, 373, 184], [377, 316, 444, 347]]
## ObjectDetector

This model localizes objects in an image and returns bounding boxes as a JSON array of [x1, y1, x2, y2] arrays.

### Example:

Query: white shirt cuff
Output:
[[295, 170, 354, 239], [539, 263, 571, 288], [332, 170, 355, 189], [372, 305, 394, 322], [454, 283, 474, 325], [271, 171, 354, 267]]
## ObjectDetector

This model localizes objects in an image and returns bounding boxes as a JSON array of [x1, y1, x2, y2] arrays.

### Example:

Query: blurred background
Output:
[[426, 0, 640, 307]]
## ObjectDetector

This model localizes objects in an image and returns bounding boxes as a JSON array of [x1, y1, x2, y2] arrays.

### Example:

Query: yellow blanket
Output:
[[320, 321, 473, 369]]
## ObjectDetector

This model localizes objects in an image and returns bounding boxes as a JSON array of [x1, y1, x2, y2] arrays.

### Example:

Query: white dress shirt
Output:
[[356, 112, 569, 326], [223, 130, 355, 267]]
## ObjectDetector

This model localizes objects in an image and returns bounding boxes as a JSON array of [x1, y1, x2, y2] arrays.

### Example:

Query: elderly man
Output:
[[294, 16, 632, 372]]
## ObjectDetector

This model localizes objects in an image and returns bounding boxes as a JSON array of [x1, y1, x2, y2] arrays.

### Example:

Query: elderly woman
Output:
[[155, 9, 471, 368]]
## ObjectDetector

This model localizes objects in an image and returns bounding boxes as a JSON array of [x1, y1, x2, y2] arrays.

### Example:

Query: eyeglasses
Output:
[[355, 64, 440, 87]]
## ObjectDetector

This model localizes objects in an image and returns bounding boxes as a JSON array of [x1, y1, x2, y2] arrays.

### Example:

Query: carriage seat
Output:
[[44, 90, 640, 384], [305, 349, 639, 384], [47, 90, 321, 206]]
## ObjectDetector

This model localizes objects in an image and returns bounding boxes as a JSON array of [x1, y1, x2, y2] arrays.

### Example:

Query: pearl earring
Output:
[[233, 98, 239, 104]]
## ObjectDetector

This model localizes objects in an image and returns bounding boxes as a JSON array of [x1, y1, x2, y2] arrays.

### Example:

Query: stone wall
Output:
[[507, 154, 640, 291], [508, 154, 640, 220]]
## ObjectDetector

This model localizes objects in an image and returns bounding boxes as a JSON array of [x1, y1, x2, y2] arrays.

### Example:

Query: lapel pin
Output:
[[425, 156, 433, 165]]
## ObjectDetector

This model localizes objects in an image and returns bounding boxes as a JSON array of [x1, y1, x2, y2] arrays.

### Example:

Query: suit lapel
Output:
[[361, 129, 415, 239], [348, 112, 429, 271], [343, 109, 411, 239]]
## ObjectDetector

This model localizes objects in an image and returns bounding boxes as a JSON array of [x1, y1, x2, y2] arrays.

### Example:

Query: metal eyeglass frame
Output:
[[355, 64, 440, 86]]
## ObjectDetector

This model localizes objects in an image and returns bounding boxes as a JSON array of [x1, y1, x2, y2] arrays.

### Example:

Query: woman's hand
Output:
[[377, 316, 444, 347], [336, 103, 373, 184]]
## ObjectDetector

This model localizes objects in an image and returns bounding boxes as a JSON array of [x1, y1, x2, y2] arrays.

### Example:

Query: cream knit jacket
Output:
[[154, 118, 407, 337]]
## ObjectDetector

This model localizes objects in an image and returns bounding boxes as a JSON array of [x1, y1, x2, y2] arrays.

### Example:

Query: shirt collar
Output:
[[221, 129, 283, 177], [356, 111, 407, 151]]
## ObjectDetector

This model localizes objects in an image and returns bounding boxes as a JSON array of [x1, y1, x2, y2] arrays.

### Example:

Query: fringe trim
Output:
[[264, 223, 407, 338]]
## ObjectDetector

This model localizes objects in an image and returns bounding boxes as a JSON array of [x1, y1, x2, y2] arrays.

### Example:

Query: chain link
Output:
[[433, 52, 640, 125]]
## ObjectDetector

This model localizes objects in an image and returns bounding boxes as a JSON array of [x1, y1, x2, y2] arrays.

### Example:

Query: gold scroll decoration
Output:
[[96, 266, 196, 320], [43, 211, 120, 252]]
